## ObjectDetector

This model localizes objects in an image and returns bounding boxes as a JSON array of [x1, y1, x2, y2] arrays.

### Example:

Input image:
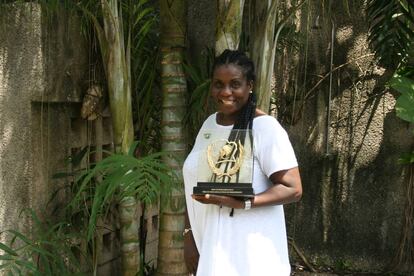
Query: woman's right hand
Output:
[[184, 230, 199, 274]]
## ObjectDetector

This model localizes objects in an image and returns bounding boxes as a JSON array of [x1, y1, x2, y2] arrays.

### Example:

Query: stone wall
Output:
[[276, 1, 413, 273], [0, 2, 92, 230], [0, 3, 130, 275], [0, 3, 43, 241]]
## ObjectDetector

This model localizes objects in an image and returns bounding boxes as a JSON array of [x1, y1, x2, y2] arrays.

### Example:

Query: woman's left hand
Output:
[[192, 194, 245, 209]]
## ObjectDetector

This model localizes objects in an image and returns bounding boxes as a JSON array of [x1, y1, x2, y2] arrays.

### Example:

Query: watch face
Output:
[[244, 199, 251, 210]]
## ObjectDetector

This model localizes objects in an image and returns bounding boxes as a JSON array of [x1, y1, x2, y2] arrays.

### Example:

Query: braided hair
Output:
[[210, 50, 258, 216]]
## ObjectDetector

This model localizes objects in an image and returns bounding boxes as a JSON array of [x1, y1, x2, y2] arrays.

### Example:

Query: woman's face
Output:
[[211, 64, 253, 120]]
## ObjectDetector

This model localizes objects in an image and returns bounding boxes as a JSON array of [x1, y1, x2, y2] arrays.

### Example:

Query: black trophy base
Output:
[[193, 182, 254, 198]]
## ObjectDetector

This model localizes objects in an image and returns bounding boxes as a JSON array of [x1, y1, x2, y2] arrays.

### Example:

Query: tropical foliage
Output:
[[367, 0, 414, 160], [1, 0, 165, 275], [0, 212, 83, 275], [389, 71, 414, 165], [70, 145, 177, 242], [75, 1, 162, 274], [367, 0, 414, 68], [183, 50, 215, 144], [391, 72, 414, 124], [0, 144, 177, 275], [215, 0, 245, 54], [388, 70, 414, 271], [82, 1, 153, 274], [366, 1, 414, 272]]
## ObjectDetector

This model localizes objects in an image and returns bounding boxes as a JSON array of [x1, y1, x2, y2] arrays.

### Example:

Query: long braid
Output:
[[212, 50, 257, 216]]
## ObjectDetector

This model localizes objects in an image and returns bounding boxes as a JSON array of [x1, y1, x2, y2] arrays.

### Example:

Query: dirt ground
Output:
[[292, 271, 392, 276], [290, 264, 398, 276]]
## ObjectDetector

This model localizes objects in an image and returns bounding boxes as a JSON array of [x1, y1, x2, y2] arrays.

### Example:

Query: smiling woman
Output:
[[211, 64, 253, 125], [183, 50, 302, 275]]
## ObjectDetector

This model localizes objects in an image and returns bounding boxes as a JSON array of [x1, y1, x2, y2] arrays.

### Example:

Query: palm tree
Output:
[[48, 0, 158, 274], [249, 0, 279, 112], [249, 0, 307, 112], [215, 0, 245, 54], [83, 1, 139, 274], [0, 0, 161, 274], [157, 0, 188, 275]]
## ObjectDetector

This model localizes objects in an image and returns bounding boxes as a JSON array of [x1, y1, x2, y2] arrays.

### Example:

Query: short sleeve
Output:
[[253, 116, 298, 177]]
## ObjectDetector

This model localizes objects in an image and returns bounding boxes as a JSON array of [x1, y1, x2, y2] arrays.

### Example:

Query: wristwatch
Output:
[[244, 199, 252, 210]]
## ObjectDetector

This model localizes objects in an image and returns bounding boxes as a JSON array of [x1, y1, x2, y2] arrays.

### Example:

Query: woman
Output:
[[183, 50, 302, 276]]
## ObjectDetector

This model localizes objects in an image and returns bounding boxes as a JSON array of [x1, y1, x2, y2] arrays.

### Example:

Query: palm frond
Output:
[[124, 0, 161, 154], [184, 49, 215, 144], [67, 144, 177, 242], [0, 211, 83, 275], [367, 0, 414, 68]]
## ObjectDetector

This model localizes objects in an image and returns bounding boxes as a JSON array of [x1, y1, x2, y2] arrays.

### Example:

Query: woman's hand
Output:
[[184, 231, 199, 274], [192, 194, 245, 209], [192, 167, 302, 209]]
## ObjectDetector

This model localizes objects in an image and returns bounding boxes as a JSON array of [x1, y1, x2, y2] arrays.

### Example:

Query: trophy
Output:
[[193, 129, 254, 197]]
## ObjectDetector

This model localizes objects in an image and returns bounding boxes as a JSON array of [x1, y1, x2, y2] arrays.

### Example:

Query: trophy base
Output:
[[193, 182, 254, 198]]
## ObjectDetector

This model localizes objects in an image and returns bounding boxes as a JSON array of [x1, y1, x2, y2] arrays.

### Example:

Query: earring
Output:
[[249, 90, 253, 94]]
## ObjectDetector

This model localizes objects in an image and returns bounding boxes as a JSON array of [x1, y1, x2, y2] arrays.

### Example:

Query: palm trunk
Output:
[[249, 0, 279, 112], [250, 0, 306, 112], [101, 1, 134, 154], [157, 1, 188, 275], [92, 1, 138, 275], [215, 0, 245, 54]]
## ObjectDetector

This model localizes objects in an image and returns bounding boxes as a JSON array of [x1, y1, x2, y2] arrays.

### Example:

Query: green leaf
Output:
[[395, 93, 414, 122], [390, 74, 414, 122], [128, 141, 139, 157], [398, 152, 414, 164], [14, 259, 39, 274], [389, 74, 414, 95], [7, 230, 32, 245], [0, 243, 18, 256], [0, 254, 15, 261], [39, 254, 52, 275], [29, 246, 55, 259], [367, 0, 414, 67]]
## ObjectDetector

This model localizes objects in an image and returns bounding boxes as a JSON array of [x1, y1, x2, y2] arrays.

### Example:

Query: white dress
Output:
[[183, 113, 298, 276]]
